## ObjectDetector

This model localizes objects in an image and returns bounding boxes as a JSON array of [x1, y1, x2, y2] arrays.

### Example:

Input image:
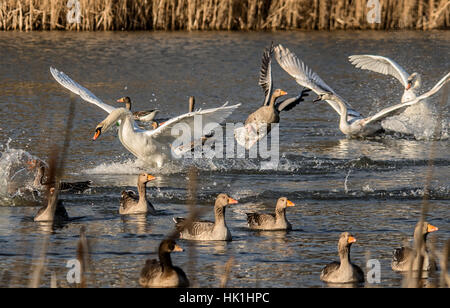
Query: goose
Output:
[[391, 221, 439, 272], [349, 55, 450, 103], [119, 173, 156, 215], [27, 159, 91, 193], [320, 232, 365, 284], [234, 43, 310, 149], [50, 67, 240, 167], [173, 193, 238, 241], [34, 187, 69, 222], [139, 239, 189, 288], [117, 96, 159, 123], [246, 197, 294, 231], [274, 44, 450, 138]]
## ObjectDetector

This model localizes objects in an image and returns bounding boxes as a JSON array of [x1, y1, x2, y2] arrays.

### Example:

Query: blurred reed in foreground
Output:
[[0, 0, 448, 31]]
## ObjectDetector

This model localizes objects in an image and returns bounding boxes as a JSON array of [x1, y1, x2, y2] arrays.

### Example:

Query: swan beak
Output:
[[286, 200, 295, 207], [151, 122, 158, 130], [147, 174, 156, 181], [117, 97, 125, 103], [228, 197, 238, 205], [93, 128, 102, 141], [348, 236, 357, 244], [280, 90, 288, 96], [406, 83, 412, 90], [173, 244, 184, 252], [427, 224, 438, 233]]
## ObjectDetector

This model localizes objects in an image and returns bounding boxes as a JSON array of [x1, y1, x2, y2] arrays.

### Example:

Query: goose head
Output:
[[159, 239, 184, 254], [414, 221, 438, 240], [338, 232, 357, 252], [138, 173, 156, 185], [117, 96, 132, 110], [276, 197, 295, 210], [215, 193, 238, 208], [272, 89, 288, 99], [406, 73, 422, 91], [93, 108, 130, 140]]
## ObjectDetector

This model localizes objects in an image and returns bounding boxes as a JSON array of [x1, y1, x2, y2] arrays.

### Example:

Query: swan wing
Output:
[[415, 72, 450, 100], [144, 103, 241, 142], [274, 44, 362, 119], [259, 43, 274, 106], [348, 55, 410, 87], [50, 67, 116, 114]]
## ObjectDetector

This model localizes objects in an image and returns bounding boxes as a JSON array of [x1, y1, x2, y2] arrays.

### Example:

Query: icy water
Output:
[[0, 31, 449, 288]]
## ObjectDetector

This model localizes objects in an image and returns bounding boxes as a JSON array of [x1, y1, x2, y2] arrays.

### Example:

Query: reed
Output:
[[0, 0, 448, 31]]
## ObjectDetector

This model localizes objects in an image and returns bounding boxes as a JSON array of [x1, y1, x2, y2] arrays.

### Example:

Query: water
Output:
[[0, 31, 449, 288]]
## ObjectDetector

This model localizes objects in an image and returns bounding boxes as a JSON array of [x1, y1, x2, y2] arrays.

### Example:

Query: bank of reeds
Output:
[[0, 0, 448, 31]]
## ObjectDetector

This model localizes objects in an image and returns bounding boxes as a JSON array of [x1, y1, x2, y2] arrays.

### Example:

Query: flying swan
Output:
[[274, 45, 449, 138], [50, 67, 240, 167]]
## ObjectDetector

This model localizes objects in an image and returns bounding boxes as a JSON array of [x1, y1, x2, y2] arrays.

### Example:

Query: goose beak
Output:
[[93, 127, 102, 141], [286, 200, 295, 207], [280, 90, 288, 96], [173, 244, 184, 252], [151, 122, 158, 130], [348, 236, 357, 244], [117, 97, 125, 103], [147, 174, 156, 181], [427, 224, 438, 233], [228, 197, 238, 205]]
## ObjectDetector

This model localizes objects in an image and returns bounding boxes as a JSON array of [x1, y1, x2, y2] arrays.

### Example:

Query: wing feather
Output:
[[259, 43, 274, 106]]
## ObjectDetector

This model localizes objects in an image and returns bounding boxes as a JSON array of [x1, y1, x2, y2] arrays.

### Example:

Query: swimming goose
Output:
[[246, 197, 294, 231], [119, 173, 156, 215], [391, 221, 439, 272], [34, 187, 69, 222], [173, 193, 238, 241], [274, 44, 449, 138], [117, 96, 159, 122], [139, 239, 189, 288], [27, 159, 91, 193], [234, 44, 310, 149], [320, 232, 364, 284], [349, 55, 450, 103], [50, 67, 240, 167]]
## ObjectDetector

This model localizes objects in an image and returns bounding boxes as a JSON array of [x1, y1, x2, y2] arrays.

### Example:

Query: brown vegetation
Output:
[[0, 0, 448, 31]]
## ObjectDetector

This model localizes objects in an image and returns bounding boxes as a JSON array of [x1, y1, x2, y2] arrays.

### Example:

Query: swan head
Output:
[[117, 96, 132, 110], [93, 108, 130, 141], [215, 193, 238, 208], [406, 73, 421, 91]]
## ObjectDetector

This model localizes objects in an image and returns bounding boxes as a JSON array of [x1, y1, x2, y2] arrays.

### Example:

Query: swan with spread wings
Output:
[[50, 67, 240, 167]]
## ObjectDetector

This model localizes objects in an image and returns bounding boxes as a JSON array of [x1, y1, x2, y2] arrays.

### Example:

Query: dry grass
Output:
[[0, 0, 448, 31]]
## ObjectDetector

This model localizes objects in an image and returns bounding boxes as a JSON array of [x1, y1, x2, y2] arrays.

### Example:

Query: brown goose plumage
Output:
[[117, 96, 159, 122], [391, 221, 438, 272], [34, 187, 69, 222], [320, 232, 364, 284], [246, 197, 295, 231], [139, 239, 189, 288], [119, 173, 156, 215]]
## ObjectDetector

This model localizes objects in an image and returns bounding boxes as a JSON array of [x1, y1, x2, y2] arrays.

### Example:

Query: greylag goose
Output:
[[349, 55, 450, 103], [119, 173, 156, 215], [320, 232, 365, 284], [50, 67, 240, 167], [246, 197, 294, 231], [234, 43, 310, 149], [117, 96, 159, 122], [34, 187, 69, 222], [274, 44, 450, 138], [173, 193, 238, 241], [391, 221, 439, 272], [27, 159, 91, 193], [139, 239, 189, 288]]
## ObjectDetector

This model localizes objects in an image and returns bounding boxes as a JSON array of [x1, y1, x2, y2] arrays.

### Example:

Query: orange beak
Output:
[[406, 83, 411, 90], [117, 97, 125, 103], [228, 197, 238, 205], [286, 200, 295, 207], [348, 236, 357, 244], [151, 122, 158, 129], [280, 90, 288, 96], [427, 224, 438, 233], [147, 174, 156, 181], [26, 160, 36, 170], [173, 244, 184, 252], [93, 128, 101, 141]]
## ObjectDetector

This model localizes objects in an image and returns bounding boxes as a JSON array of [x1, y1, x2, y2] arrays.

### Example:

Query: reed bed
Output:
[[0, 0, 448, 31]]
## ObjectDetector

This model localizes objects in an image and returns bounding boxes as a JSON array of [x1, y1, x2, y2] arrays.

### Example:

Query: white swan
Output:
[[349, 55, 450, 103], [50, 67, 241, 166], [274, 45, 449, 138]]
